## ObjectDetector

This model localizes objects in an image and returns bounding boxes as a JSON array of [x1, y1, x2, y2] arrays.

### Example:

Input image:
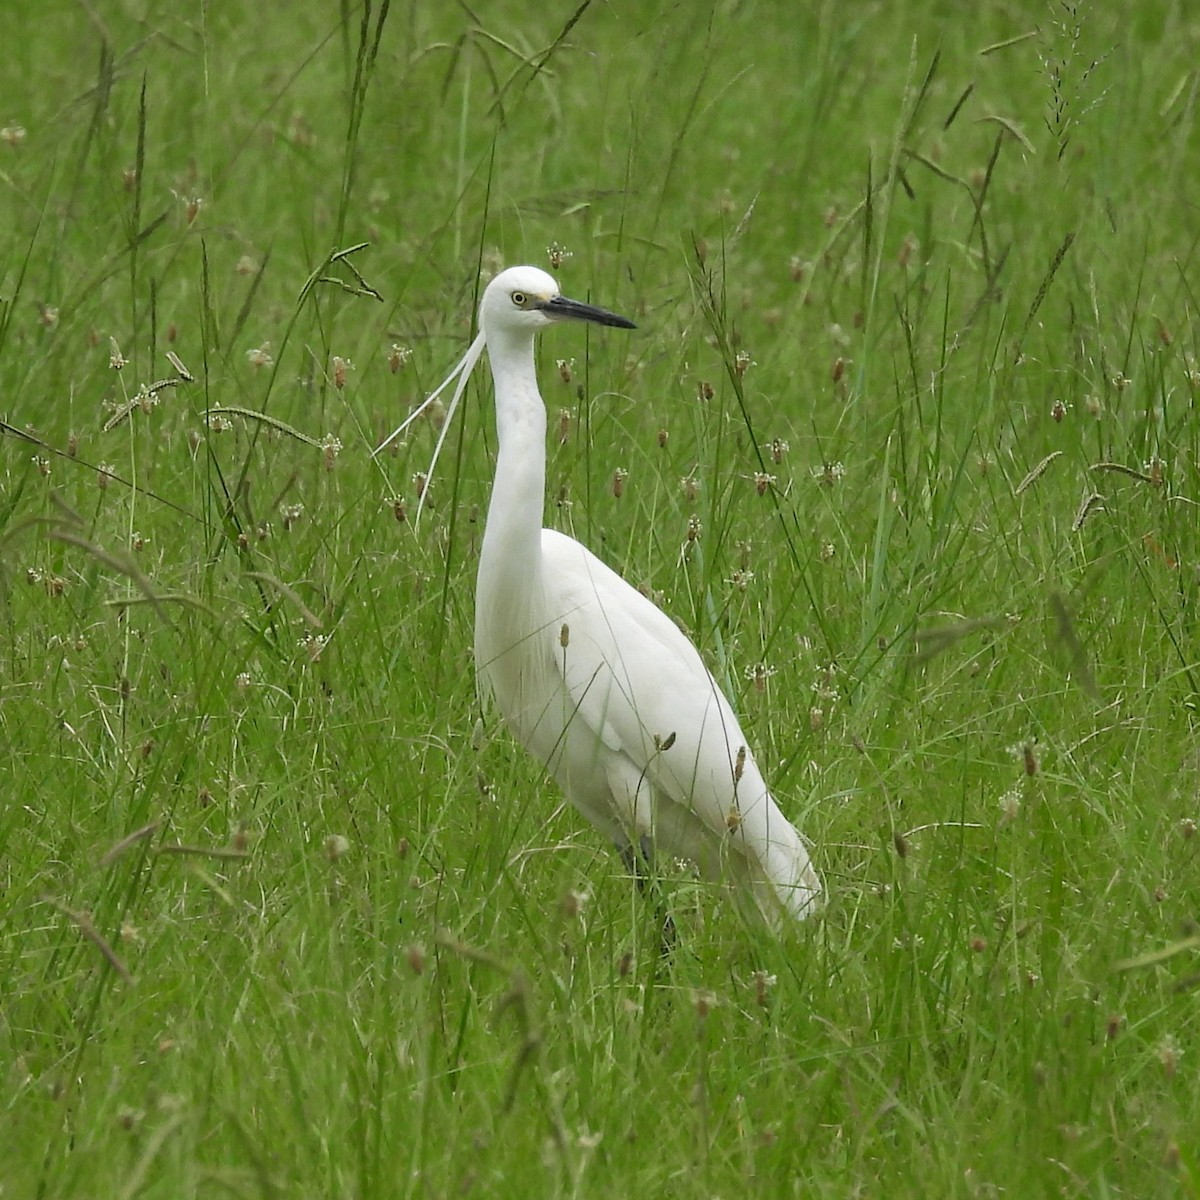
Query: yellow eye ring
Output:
[[511, 291, 527, 307]]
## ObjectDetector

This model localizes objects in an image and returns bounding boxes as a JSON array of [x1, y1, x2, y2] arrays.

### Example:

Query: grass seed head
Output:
[[751, 970, 776, 1006], [321, 433, 342, 470], [323, 833, 350, 862]]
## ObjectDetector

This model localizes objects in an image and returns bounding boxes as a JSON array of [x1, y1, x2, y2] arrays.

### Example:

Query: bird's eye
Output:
[[511, 291, 527, 307]]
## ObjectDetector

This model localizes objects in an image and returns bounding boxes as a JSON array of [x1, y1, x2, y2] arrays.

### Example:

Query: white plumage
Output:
[[470, 266, 821, 923]]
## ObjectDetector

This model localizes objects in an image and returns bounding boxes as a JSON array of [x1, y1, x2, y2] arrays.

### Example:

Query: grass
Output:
[[2, 0, 1198, 1195]]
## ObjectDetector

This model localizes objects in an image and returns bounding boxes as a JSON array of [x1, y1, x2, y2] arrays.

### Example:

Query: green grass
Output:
[[2, 1, 1198, 1195]]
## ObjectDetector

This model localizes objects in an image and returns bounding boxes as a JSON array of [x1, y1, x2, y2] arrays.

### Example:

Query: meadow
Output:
[[2, 1, 1198, 1195]]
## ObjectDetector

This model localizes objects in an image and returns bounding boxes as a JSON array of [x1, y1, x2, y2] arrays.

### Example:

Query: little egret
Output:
[[386, 266, 821, 924]]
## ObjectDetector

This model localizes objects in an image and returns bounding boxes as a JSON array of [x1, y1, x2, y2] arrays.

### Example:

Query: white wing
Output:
[[477, 528, 820, 920]]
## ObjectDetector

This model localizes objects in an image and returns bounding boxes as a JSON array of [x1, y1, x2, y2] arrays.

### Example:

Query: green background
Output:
[[2, 1, 1197, 1195]]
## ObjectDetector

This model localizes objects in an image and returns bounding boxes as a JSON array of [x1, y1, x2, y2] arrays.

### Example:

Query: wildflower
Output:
[[301, 633, 328, 661], [686, 515, 702, 542], [109, 339, 127, 370], [750, 970, 777, 1006], [1051, 399, 1070, 422], [734, 351, 754, 378], [818, 541, 836, 561], [812, 662, 839, 698], [1, 124, 27, 146], [727, 569, 755, 591], [998, 788, 1022, 824], [744, 662, 776, 692], [331, 356, 352, 390], [323, 833, 350, 861], [547, 242, 572, 270], [680, 475, 700, 501], [766, 438, 790, 464], [557, 358, 575, 385], [246, 344, 273, 369], [1158, 1035, 1182, 1078], [321, 433, 342, 471], [752, 471, 776, 496], [235, 255, 258, 276], [611, 467, 628, 498], [387, 343, 412, 373], [814, 460, 845, 486], [281, 503, 304, 530]]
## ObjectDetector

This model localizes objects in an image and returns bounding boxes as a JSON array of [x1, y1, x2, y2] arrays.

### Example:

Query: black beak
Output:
[[541, 294, 637, 329]]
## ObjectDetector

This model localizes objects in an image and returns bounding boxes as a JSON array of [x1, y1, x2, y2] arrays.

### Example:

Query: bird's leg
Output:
[[617, 835, 677, 957]]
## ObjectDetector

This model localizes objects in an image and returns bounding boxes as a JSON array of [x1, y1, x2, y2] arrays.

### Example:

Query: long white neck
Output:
[[479, 327, 546, 592]]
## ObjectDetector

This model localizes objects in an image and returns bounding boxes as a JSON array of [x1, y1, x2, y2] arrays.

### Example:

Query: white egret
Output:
[[386, 266, 821, 924]]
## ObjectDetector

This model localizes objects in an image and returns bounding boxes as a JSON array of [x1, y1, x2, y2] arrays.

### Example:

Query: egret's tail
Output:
[[753, 832, 823, 925]]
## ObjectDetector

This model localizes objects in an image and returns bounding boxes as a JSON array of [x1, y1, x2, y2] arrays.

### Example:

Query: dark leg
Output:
[[616, 835, 677, 955]]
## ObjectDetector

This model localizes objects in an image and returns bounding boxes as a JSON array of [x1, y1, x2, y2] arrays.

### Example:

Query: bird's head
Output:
[[480, 265, 636, 337]]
